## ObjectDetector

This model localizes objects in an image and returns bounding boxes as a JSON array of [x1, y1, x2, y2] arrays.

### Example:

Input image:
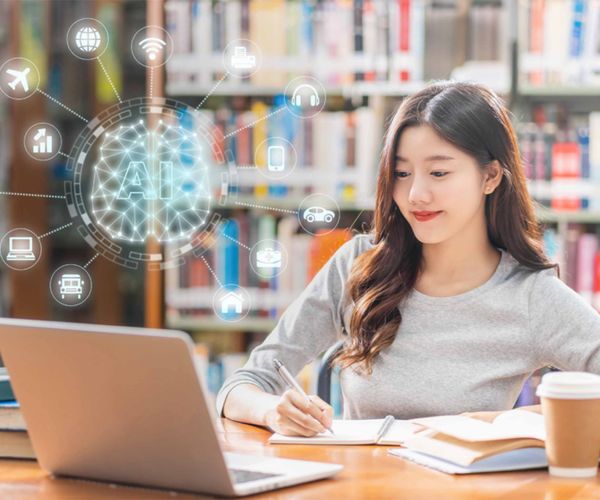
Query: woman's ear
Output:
[[484, 160, 503, 194]]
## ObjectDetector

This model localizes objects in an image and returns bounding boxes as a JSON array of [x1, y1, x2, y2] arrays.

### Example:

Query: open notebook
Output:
[[389, 410, 547, 474], [269, 417, 421, 445]]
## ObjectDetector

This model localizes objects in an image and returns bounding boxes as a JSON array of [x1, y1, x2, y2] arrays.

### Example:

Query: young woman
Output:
[[218, 81, 600, 437]]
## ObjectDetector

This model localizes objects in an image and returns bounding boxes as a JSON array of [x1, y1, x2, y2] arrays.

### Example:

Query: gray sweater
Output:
[[216, 235, 600, 419]]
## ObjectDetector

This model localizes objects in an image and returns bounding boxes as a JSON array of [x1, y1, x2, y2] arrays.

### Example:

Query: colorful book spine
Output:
[[578, 127, 590, 209], [528, 0, 545, 85], [219, 219, 240, 287], [590, 113, 600, 212], [550, 141, 581, 211], [576, 233, 598, 305], [252, 101, 269, 199]]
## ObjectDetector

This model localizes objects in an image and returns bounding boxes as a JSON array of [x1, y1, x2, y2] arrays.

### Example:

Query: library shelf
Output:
[[535, 206, 600, 224], [518, 85, 600, 98], [167, 314, 277, 333], [220, 196, 373, 211], [166, 81, 428, 98]]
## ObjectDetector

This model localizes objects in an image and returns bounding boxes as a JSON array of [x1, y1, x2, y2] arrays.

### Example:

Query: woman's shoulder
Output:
[[336, 233, 375, 262], [502, 251, 569, 300]]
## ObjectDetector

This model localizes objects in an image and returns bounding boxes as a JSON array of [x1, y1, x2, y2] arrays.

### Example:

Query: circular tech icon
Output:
[[131, 25, 174, 68], [65, 97, 228, 270], [0, 57, 40, 100], [0, 228, 42, 271], [249, 239, 288, 279], [49, 264, 92, 307], [284, 76, 327, 119], [24, 122, 62, 161], [66, 18, 110, 61], [212, 285, 251, 322], [298, 193, 341, 236]]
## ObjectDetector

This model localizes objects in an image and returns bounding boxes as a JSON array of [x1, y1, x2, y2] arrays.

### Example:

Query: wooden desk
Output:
[[0, 419, 599, 499]]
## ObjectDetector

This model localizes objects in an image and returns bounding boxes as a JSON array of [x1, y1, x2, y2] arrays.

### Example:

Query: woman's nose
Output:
[[407, 177, 432, 206]]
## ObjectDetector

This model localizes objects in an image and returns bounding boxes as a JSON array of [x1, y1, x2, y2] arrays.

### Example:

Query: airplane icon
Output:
[[6, 67, 30, 92]]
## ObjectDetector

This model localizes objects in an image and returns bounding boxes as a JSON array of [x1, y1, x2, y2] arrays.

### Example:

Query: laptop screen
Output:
[[9, 237, 32, 252]]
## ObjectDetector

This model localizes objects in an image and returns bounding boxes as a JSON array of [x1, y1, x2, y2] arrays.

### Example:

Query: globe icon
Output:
[[75, 26, 101, 53]]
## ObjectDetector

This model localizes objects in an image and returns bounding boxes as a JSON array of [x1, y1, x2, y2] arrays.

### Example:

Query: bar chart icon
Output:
[[24, 122, 62, 161], [32, 128, 52, 154]]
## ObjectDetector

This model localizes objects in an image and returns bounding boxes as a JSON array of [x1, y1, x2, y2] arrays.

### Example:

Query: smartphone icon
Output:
[[267, 145, 285, 172]]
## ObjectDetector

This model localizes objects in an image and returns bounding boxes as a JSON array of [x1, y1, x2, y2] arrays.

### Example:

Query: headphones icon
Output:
[[292, 84, 320, 107]]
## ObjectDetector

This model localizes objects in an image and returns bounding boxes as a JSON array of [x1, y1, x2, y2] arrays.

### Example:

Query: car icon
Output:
[[303, 206, 335, 223]]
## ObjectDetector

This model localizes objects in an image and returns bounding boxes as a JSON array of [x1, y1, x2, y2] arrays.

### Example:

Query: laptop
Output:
[[0, 318, 342, 496], [6, 237, 35, 261]]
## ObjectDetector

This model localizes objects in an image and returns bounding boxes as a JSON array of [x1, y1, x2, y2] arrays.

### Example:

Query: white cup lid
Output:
[[536, 371, 600, 399]]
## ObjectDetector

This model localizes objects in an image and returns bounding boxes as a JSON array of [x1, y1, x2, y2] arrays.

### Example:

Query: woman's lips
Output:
[[413, 211, 442, 222]]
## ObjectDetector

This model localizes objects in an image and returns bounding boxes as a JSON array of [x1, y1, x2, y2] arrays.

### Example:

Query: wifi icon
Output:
[[139, 37, 166, 62]]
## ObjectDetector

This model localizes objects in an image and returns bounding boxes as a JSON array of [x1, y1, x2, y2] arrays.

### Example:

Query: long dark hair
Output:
[[334, 81, 558, 374]]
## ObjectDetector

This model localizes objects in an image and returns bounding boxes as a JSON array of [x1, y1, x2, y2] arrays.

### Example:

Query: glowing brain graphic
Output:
[[90, 119, 211, 243]]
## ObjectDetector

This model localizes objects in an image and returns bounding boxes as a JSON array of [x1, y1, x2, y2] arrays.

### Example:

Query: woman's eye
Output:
[[432, 171, 448, 178], [393, 171, 408, 179]]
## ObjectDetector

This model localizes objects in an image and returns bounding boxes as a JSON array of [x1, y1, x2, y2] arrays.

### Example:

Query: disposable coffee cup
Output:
[[537, 371, 600, 478]]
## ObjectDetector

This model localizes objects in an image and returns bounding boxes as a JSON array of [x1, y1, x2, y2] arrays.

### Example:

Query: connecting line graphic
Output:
[[58, 151, 73, 160], [233, 200, 298, 215], [39, 222, 73, 239], [235, 165, 258, 169], [200, 255, 223, 288], [223, 107, 286, 139], [196, 73, 228, 110], [36, 89, 88, 123], [149, 66, 154, 98], [349, 210, 365, 235], [83, 253, 100, 269], [97, 56, 122, 103], [222, 230, 251, 251], [0, 191, 66, 200]]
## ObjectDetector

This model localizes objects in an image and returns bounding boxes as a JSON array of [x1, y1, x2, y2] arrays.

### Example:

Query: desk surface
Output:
[[0, 419, 599, 499]]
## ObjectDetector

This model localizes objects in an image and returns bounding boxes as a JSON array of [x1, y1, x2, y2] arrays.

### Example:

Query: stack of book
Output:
[[542, 225, 600, 311], [165, 0, 425, 88], [197, 101, 381, 202], [166, 218, 352, 321], [0, 401, 33, 460], [166, 0, 512, 91], [517, 109, 600, 210]]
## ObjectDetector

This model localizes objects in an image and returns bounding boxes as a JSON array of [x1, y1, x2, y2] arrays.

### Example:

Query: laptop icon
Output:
[[0, 319, 343, 496], [6, 236, 35, 261]]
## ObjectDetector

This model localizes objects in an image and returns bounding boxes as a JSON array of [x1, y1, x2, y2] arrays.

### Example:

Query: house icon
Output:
[[220, 291, 244, 314]]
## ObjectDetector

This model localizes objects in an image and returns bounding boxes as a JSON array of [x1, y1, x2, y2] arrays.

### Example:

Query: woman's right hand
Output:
[[265, 389, 333, 437]]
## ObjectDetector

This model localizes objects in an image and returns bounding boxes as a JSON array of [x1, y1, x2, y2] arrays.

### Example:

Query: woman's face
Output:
[[392, 124, 488, 245]]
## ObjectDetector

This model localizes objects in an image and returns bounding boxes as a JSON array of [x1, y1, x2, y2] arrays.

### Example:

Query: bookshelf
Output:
[[6, 1, 52, 320], [0, 0, 9, 316], [0, 1, 147, 326], [152, 0, 600, 410]]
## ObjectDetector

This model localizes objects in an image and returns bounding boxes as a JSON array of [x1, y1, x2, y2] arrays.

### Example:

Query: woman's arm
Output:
[[222, 384, 278, 427], [530, 270, 600, 373], [222, 383, 333, 436], [216, 236, 370, 434]]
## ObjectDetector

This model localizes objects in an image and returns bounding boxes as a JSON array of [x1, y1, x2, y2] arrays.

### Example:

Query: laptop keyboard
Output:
[[229, 468, 283, 484]]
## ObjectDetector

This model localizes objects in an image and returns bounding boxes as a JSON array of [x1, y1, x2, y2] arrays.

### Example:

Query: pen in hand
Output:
[[273, 358, 335, 435]]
